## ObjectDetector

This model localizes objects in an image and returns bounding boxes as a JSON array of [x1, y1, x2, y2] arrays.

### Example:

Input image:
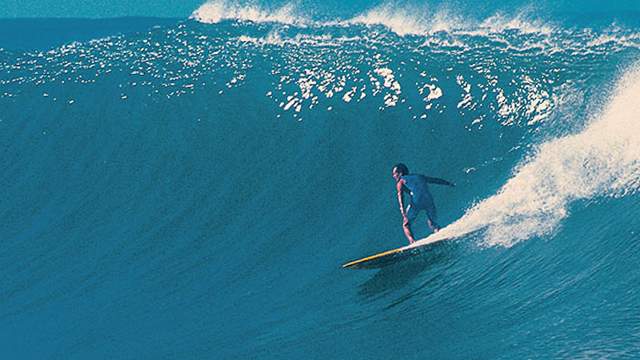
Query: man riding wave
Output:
[[392, 163, 455, 244]]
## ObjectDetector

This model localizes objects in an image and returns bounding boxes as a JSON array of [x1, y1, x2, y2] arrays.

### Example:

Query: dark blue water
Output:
[[1, 5, 640, 359], [0, 18, 179, 51]]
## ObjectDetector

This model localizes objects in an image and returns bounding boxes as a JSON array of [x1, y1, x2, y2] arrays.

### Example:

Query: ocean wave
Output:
[[2, 14, 640, 359], [185, 0, 640, 61]]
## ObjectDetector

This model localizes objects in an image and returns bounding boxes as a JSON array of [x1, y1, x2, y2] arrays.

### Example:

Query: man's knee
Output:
[[403, 220, 412, 229]]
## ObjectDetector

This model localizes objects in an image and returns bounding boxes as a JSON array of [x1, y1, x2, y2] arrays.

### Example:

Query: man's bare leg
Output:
[[427, 219, 440, 233], [403, 220, 416, 244]]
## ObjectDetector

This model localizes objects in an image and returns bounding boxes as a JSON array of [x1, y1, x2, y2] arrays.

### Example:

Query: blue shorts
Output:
[[406, 202, 438, 226]]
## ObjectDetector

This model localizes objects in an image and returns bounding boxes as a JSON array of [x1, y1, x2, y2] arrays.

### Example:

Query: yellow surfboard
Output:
[[342, 236, 451, 269]]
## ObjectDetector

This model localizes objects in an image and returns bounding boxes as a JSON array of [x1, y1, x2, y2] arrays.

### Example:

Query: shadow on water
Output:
[[356, 240, 465, 302]]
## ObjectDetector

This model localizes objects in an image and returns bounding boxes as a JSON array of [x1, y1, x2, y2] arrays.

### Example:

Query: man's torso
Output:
[[401, 174, 434, 208]]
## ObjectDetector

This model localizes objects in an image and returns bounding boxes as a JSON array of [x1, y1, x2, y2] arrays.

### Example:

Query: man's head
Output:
[[392, 163, 409, 181]]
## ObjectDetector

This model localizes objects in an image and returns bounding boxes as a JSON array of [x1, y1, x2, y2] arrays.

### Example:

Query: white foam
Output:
[[237, 32, 335, 47], [420, 84, 442, 101], [374, 67, 401, 106], [190, 0, 306, 26], [347, 4, 462, 36], [348, 5, 426, 36], [479, 12, 554, 35], [587, 32, 640, 49], [420, 64, 640, 248], [346, 5, 554, 38]]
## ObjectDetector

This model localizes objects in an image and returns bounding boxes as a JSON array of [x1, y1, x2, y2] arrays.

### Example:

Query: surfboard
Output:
[[342, 235, 450, 269]]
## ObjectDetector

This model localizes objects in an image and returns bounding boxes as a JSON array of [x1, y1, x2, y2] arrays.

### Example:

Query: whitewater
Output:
[[1, 1, 640, 358]]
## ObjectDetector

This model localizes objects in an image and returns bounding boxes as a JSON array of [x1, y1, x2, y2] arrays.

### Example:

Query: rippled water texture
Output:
[[1, 5, 640, 359]]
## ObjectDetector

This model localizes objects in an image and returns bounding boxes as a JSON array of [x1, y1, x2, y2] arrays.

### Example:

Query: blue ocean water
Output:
[[1, 2, 640, 358]]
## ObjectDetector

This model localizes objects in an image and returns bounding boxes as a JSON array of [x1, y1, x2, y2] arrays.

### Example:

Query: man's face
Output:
[[392, 167, 402, 182]]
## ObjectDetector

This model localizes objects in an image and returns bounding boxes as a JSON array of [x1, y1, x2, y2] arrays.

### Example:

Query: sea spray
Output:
[[425, 63, 640, 247]]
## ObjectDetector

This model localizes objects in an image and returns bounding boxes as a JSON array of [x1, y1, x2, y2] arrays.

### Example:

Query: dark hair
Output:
[[393, 163, 409, 175]]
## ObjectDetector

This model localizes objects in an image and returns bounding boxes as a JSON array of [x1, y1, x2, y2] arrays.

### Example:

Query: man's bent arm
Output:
[[397, 179, 416, 243], [396, 180, 407, 217]]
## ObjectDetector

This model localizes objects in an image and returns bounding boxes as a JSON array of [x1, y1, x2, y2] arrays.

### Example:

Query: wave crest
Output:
[[479, 12, 555, 35], [346, 4, 555, 36], [190, 0, 307, 26], [347, 5, 463, 36]]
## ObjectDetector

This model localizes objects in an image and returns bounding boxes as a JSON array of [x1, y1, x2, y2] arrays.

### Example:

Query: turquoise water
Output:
[[1, 5, 640, 359]]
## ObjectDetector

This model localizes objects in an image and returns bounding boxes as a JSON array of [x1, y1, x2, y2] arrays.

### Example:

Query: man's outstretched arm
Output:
[[425, 176, 455, 187]]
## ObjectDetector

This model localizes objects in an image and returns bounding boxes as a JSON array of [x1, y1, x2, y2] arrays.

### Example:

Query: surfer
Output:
[[392, 163, 455, 244]]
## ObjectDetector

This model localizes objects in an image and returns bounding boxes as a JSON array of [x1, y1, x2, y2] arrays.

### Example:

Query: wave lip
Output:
[[346, 5, 463, 36], [479, 12, 555, 35], [344, 4, 557, 37], [347, 5, 429, 36], [190, 0, 308, 26]]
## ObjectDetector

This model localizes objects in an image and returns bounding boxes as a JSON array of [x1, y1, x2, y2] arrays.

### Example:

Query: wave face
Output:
[[1, 6, 640, 359]]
